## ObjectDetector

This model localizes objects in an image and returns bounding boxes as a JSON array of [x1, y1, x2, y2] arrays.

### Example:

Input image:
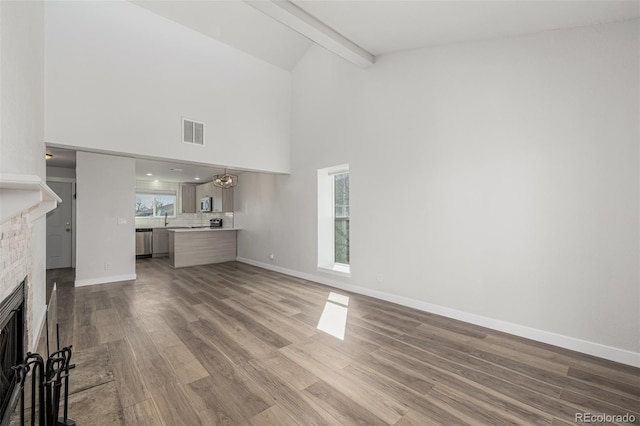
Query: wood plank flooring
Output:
[[44, 259, 639, 425]]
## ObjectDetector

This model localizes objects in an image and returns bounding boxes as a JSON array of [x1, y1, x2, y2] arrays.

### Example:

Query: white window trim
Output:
[[135, 191, 178, 218], [317, 164, 350, 276], [317, 263, 351, 277]]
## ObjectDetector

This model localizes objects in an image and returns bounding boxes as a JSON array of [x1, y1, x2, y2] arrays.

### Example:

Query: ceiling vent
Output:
[[182, 118, 204, 145]]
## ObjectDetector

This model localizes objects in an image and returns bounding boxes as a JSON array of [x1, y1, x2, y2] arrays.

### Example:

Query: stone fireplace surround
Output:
[[0, 280, 25, 426], [0, 174, 59, 426], [0, 174, 60, 350], [0, 212, 38, 426], [0, 215, 33, 354]]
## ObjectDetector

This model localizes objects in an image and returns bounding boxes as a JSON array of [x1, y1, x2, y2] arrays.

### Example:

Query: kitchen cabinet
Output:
[[212, 187, 223, 212], [221, 187, 233, 213], [152, 228, 169, 256], [195, 182, 233, 213], [181, 184, 196, 213], [195, 182, 208, 206]]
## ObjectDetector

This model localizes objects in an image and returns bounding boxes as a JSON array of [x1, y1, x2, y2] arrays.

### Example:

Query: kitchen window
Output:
[[317, 164, 350, 276], [135, 192, 177, 217]]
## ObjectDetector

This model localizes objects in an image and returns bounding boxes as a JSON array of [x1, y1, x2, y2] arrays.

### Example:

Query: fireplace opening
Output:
[[0, 281, 25, 426]]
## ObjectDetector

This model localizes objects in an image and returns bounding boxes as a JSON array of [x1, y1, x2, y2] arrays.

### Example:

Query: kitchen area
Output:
[[45, 148, 246, 285], [134, 158, 240, 268]]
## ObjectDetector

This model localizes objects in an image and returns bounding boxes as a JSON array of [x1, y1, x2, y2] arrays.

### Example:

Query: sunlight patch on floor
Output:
[[317, 292, 349, 340]]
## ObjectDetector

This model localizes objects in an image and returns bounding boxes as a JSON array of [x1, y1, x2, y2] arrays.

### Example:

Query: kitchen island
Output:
[[168, 228, 239, 268]]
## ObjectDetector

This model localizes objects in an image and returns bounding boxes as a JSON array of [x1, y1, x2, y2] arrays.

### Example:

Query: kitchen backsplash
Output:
[[135, 212, 234, 228]]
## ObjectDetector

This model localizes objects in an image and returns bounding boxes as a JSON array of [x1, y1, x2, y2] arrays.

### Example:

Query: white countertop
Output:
[[167, 227, 240, 233]]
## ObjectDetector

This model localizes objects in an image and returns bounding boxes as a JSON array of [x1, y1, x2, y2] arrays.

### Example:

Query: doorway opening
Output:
[[46, 179, 76, 270]]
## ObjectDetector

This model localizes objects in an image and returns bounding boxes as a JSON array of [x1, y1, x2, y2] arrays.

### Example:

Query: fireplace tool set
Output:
[[11, 317, 76, 426]]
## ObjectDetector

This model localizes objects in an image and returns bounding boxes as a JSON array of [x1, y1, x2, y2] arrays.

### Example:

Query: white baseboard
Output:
[[75, 273, 137, 287], [236, 257, 640, 367]]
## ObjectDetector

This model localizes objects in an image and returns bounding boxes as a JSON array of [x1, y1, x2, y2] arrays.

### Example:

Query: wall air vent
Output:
[[182, 117, 204, 145]]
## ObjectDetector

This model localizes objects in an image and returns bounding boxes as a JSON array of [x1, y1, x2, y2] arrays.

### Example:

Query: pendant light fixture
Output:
[[212, 169, 238, 189]]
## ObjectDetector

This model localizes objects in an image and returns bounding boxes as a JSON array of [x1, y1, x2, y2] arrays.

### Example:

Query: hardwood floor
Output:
[[44, 259, 639, 425]]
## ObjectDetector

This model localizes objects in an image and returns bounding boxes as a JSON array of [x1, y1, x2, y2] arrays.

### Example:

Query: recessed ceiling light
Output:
[[194, 177, 201, 181], [146, 173, 153, 176], [153, 179, 159, 183], [170, 168, 183, 172]]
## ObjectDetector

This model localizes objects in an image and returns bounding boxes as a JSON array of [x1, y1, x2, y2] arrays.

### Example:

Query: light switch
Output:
[[117, 218, 127, 225]]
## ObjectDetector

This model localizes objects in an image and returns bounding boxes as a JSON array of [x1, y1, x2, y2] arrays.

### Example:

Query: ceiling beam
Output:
[[244, 0, 375, 67]]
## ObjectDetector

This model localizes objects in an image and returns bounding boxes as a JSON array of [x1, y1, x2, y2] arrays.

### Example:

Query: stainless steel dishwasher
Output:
[[135, 228, 153, 258]]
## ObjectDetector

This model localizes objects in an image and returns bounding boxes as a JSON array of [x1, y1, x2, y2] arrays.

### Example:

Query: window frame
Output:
[[135, 191, 178, 218], [333, 171, 350, 267], [317, 164, 350, 277]]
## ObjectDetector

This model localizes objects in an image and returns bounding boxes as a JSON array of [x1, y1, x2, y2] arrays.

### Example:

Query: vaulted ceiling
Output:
[[131, 0, 639, 70]]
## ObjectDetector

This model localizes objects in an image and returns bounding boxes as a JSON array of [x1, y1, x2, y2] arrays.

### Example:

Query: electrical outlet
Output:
[[269, 253, 275, 261], [376, 274, 384, 283], [104, 263, 111, 270]]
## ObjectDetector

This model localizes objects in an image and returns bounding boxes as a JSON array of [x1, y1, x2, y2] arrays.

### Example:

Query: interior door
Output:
[[46, 181, 73, 269]]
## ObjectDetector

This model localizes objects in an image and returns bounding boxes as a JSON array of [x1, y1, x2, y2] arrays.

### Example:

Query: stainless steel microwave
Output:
[[200, 197, 212, 212]]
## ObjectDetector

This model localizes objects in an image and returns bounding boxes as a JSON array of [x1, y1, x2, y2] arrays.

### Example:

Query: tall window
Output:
[[318, 164, 350, 276], [334, 172, 349, 265], [135, 192, 176, 217]]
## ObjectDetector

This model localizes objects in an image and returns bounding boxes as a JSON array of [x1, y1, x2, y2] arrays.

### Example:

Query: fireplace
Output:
[[0, 281, 25, 426]]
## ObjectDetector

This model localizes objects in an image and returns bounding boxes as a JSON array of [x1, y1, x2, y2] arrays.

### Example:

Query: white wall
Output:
[[0, 0, 47, 350], [44, 0, 291, 174], [75, 152, 136, 286], [236, 20, 640, 365], [1, 1, 45, 177]]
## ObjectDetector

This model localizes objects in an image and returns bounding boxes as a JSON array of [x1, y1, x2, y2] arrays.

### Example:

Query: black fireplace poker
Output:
[[10, 364, 29, 426], [10, 320, 76, 426], [48, 347, 74, 426]]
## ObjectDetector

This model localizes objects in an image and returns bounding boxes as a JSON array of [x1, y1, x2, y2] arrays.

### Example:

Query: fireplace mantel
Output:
[[0, 174, 61, 224]]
